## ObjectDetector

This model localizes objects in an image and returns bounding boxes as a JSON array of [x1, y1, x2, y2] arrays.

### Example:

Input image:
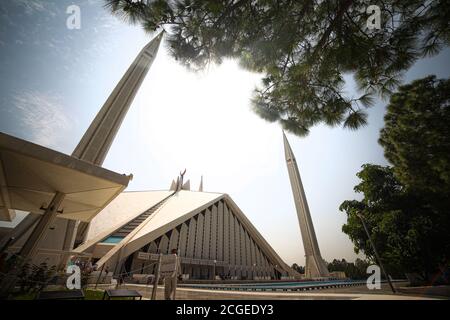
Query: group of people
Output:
[[67, 257, 95, 274], [66, 251, 181, 300], [66, 257, 109, 276]]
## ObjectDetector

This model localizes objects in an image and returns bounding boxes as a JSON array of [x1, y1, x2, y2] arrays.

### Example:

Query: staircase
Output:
[[110, 196, 170, 239]]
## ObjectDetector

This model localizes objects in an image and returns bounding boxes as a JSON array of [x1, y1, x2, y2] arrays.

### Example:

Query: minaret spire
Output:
[[198, 175, 204, 192], [283, 131, 329, 278], [72, 31, 164, 165], [68, 32, 164, 249]]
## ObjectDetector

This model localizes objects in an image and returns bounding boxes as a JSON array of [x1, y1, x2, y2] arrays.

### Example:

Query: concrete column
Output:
[[0, 192, 65, 297], [256, 247, 263, 275], [186, 217, 196, 258], [202, 209, 211, 260], [18, 192, 66, 260], [178, 223, 188, 257], [216, 201, 224, 261], [168, 228, 180, 253], [209, 205, 217, 260], [158, 234, 169, 254], [239, 223, 246, 267], [229, 212, 235, 266], [194, 213, 204, 259], [234, 217, 241, 267], [245, 231, 251, 268], [223, 204, 230, 263], [250, 238, 256, 278], [0, 213, 40, 253], [149, 241, 158, 254]]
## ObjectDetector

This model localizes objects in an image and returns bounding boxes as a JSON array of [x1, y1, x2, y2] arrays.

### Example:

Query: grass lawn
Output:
[[84, 289, 137, 300], [11, 292, 36, 300]]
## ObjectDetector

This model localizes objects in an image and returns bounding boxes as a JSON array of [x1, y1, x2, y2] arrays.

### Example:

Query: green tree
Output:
[[354, 258, 371, 278], [340, 163, 448, 282], [327, 258, 371, 279], [291, 263, 305, 274], [341, 76, 450, 283], [105, 0, 450, 136], [379, 76, 450, 196]]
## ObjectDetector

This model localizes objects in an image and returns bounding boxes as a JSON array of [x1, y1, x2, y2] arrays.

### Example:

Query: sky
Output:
[[0, 0, 449, 266]]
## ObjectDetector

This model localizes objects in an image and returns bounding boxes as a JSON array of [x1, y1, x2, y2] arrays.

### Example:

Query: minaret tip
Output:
[[156, 29, 165, 39], [282, 130, 295, 162], [143, 30, 165, 52], [199, 175, 204, 192]]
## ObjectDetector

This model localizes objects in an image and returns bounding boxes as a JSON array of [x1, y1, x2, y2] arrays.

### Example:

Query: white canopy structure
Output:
[[0, 132, 130, 223]]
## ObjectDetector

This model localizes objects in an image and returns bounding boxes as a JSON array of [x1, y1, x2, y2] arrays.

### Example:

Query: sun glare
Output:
[[135, 49, 280, 192]]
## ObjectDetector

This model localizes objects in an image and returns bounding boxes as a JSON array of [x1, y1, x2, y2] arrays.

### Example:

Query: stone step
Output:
[[108, 198, 169, 239], [112, 232, 129, 237]]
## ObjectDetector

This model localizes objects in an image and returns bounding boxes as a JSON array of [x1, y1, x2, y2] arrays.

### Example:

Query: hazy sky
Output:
[[0, 0, 449, 266]]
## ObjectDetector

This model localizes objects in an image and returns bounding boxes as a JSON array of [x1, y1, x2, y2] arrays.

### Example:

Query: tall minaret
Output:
[[283, 131, 329, 278], [67, 32, 165, 249], [0, 32, 165, 297], [198, 175, 204, 192], [72, 32, 164, 165]]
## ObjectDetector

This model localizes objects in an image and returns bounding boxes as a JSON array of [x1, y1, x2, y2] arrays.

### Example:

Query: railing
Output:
[[178, 279, 404, 292], [137, 252, 275, 272]]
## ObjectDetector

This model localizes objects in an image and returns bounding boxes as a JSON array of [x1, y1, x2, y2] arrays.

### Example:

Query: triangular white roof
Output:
[[85, 190, 173, 243], [132, 190, 222, 241], [76, 190, 298, 277]]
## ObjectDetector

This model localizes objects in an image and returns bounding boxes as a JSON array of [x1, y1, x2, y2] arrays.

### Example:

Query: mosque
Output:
[[0, 32, 330, 286]]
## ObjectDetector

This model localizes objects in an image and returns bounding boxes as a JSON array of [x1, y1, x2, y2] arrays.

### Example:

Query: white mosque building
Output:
[[0, 32, 331, 284]]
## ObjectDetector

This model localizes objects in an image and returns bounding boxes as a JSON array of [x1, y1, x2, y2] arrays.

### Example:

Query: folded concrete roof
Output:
[[79, 190, 298, 277], [0, 132, 131, 222]]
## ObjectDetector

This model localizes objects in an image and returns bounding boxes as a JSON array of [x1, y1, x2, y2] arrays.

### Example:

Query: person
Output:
[[67, 256, 74, 267], [103, 265, 110, 283], [85, 261, 93, 274], [164, 249, 182, 300]]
